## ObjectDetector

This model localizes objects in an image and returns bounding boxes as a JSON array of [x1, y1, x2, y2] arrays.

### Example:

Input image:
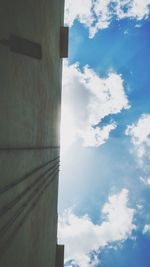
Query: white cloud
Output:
[[65, 0, 94, 28], [125, 114, 150, 166], [65, 0, 150, 37], [79, 123, 117, 147], [61, 60, 129, 150], [143, 224, 150, 234], [58, 189, 136, 267], [114, 0, 150, 20], [140, 176, 150, 187]]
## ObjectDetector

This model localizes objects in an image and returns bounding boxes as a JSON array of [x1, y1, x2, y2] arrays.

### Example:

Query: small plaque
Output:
[[60, 27, 69, 58], [55, 244, 64, 267]]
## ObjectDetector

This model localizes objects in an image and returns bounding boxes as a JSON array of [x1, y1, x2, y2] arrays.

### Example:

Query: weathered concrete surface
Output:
[[0, 0, 64, 266]]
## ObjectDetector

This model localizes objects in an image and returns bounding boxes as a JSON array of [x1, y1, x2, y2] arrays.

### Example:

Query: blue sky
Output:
[[58, 1, 150, 266]]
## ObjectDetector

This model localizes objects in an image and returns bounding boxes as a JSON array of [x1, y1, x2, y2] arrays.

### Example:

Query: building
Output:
[[0, 0, 67, 266]]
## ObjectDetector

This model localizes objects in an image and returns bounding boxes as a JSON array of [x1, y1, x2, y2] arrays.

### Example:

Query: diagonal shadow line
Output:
[[0, 156, 60, 195], [0, 160, 60, 217], [0, 168, 59, 259], [0, 165, 59, 241]]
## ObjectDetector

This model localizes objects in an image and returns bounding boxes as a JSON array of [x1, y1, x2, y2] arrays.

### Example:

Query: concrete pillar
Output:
[[0, 0, 64, 266]]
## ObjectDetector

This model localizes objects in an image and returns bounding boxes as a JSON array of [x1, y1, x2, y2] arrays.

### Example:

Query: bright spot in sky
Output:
[[60, 102, 76, 152]]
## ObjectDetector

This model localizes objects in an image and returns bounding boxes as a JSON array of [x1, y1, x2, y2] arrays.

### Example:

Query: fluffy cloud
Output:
[[140, 176, 150, 187], [125, 114, 150, 166], [143, 224, 150, 234], [61, 61, 129, 150], [65, 0, 94, 28], [65, 0, 150, 37], [58, 189, 136, 267]]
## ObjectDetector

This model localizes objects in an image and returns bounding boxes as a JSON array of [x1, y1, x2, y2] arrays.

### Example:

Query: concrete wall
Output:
[[0, 0, 64, 266]]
